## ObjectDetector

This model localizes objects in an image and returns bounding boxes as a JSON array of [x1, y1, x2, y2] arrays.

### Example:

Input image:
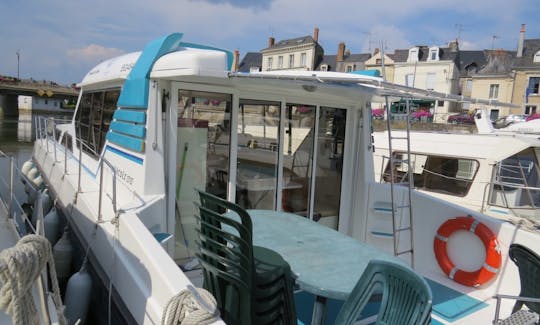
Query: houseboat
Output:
[[373, 110, 539, 228], [16, 32, 540, 324]]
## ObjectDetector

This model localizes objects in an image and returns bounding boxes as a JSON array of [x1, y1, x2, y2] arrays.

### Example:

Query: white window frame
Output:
[[489, 84, 499, 99], [300, 53, 307, 67], [278, 56, 283, 69], [428, 47, 439, 61], [408, 47, 419, 63], [405, 74, 415, 87], [426, 72, 436, 90], [267, 57, 273, 70], [289, 54, 294, 68], [534, 50, 540, 63]]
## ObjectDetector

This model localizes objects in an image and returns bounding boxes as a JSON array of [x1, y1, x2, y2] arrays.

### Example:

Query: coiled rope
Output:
[[162, 285, 219, 325], [0, 234, 67, 325]]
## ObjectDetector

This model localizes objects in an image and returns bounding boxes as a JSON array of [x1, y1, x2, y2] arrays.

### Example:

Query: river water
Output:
[[0, 111, 73, 211]]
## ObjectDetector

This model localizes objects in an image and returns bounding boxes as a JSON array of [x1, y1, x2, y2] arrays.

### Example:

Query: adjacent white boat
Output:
[[19, 33, 540, 324], [374, 109, 539, 227]]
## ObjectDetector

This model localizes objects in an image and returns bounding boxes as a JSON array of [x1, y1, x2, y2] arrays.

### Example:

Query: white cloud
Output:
[[67, 44, 125, 62]]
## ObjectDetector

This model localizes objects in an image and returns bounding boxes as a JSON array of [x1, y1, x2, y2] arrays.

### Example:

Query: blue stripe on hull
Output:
[[105, 145, 144, 165]]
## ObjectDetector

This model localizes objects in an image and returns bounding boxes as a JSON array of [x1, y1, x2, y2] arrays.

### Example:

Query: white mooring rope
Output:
[[162, 285, 219, 325], [0, 234, 67, 325]]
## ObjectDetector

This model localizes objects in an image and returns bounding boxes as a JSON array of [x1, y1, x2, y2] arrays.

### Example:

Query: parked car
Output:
[[495, 114, 528, 128], [526, 113, 540, 121], [447, 113, 475, 124]]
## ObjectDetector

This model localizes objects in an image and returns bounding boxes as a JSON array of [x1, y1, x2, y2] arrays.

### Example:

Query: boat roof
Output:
[[374, 130, 540, 162], [77, 32, 518, 110]]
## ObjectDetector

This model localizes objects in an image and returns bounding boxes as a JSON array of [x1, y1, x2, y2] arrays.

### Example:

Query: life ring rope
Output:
[[433, 215, 501, 287]]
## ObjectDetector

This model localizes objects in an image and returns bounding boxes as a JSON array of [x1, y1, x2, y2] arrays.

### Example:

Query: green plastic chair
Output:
[[195, 190, 297, 325], [334, 259, 433, 325], [493, 244, 540, 324]]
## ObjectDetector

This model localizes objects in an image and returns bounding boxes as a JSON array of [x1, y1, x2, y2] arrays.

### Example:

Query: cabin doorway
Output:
[[169, 83, 350, 259]]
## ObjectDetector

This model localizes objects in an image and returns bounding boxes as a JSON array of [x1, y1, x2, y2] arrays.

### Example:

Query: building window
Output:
[[528, 77, 540, 96], [407, 47, 419, 63], [405, 74, 414, 87], [278, 56, 283, 69], [428, 47, 439, 61], [465, 79, 473, 92], [300, 53, 307, 67], [346, 64, 355, 72], [289, 54, 294, 68], [267, 57, 273, 70], [426, 73, 436, 90], [525, 105, 537, 115], [489, 84, 499, 99], [376, 58, 382, 64], [534, 51, 540, 63], [438, 100, 444, 107], [320, 64, 328, 71]]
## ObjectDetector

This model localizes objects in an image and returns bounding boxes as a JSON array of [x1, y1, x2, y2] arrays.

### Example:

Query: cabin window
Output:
[[383, 152, 479, 197], [235, 99, 281, 209], [312, 107, 346, 228], [75, 88, 120, 158], [176, 90, 232, 202], [490, 147, 540, 209]]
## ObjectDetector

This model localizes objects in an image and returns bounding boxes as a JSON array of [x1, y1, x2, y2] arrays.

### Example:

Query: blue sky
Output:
[[1, 0, 539, 84]]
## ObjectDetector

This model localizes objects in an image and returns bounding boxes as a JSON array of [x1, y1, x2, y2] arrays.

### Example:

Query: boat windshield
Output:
[[489, 147, 540, 212]]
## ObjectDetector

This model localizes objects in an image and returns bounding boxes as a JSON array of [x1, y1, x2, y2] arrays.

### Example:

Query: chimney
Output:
[[517, 24, 525, 58], [233, 50, 240, 71], [337, 42, 346, 62], [448, 39, 459, 52], [268, 36, 275, 48], [313, 27, 319, 42], [373, 48, 380, 56]]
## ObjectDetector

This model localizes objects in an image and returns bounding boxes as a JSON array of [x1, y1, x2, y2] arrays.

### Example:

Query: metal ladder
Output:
[[384, 96, 415, 267]]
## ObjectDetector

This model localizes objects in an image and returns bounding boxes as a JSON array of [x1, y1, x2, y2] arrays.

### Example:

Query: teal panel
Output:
[[180, 41, 233, 70], [113, 109, 147, 124], [349, 70, 381, 77], [110, 121, 146, 138], [117, 33, 184, 109], [425, 278, 488, 322], [106, 131, 145, 153]]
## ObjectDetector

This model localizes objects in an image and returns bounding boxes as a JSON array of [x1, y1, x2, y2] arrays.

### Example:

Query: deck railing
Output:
[[35, 116, 119, 222], [0, 150, 36, 236]]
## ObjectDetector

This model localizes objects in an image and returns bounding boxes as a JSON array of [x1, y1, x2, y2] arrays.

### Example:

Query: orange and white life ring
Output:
[[433, 216, 501, 287]]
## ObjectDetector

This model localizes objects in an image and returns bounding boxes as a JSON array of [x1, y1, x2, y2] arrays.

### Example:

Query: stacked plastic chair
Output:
[[334, 259, 433, 325], [195, 189, 297, 325], [493, 244, 540, 324]]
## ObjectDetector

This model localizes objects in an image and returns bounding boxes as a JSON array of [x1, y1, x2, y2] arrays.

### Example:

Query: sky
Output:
[[1, 0, 539, 85]]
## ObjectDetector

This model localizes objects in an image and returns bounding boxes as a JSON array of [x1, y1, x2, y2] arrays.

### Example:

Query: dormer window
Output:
[[408, 47, 419, 63], [534, 50, 540, 63], [428, 47, 440, 61], [320, 64, 328, 71]]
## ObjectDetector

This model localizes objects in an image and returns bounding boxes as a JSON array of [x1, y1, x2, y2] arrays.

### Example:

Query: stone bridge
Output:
[[0, 78, 78, 117]]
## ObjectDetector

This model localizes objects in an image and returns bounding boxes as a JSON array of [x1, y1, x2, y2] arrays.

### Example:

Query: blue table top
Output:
[[234, 209, 407, 301]]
